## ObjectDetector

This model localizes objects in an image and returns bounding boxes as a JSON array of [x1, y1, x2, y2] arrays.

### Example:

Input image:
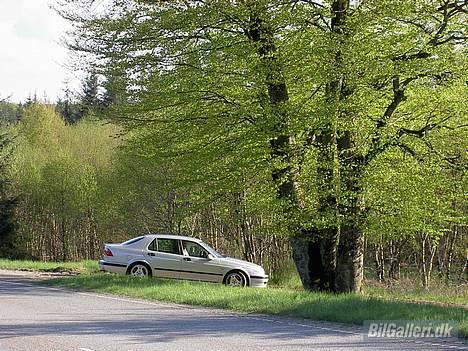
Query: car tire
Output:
[[224, 271, 247, 287], [127, 263, 152, 278]]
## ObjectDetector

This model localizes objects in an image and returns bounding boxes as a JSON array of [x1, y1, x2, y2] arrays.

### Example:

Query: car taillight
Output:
[[103, 247, 113, 256]]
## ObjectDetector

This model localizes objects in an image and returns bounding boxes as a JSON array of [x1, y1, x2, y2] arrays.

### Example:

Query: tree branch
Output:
[[393, 0, 467, 61]]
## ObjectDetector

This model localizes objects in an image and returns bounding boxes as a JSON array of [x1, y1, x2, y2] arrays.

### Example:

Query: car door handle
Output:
[[147, 252, 155, 256], [183, 257, 191, 261]]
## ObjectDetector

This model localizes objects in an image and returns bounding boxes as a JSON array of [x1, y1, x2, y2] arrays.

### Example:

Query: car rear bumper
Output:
[[99, 260, 127, 274], [250, 275, 269, 288]]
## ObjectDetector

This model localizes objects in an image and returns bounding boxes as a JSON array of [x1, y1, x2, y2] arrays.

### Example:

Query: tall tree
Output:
[[58, 0, 467, 292], [0, 121, 16, 256], [56, 81, 82, 124], [10, 104, 119, 260], [79, 71, 103, 117]]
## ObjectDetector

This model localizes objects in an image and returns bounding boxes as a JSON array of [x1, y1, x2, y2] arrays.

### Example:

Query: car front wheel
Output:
[[224, 271, 246, 287], [128, 263, 151, 278]]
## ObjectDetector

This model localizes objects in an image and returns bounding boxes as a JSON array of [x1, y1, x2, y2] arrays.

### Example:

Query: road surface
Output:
[[0, 271, 465, 351]]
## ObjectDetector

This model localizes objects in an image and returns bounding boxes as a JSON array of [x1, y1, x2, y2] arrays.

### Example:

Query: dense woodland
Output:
[[0, 0, 466, 293]]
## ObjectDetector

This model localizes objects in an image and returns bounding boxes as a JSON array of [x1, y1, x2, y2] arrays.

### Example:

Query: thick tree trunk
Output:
[[246, 0, 367, 292], [291, 235, 319, 290], [336, 225, 364, 292], [298, 0, 352, 291], [335, 131, 365, 293], [291, 0, 354, 292], [291, 131, 338, 290], [324, 0, 366, 293], [314, 127, 339, 290], [291, 227, 337, 290], [335, 160, 365, 293], [246, 3, 341, 291]]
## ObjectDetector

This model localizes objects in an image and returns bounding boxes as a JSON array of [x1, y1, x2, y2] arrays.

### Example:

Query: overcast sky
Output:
[[0, 0, 74, 103]]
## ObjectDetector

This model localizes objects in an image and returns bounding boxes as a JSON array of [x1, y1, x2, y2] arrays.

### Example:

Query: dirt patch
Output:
[[38, 267, 78, 275], [0, 268, 79, 278]]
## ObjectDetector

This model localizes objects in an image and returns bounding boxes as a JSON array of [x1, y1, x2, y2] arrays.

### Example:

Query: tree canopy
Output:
[[54, 0, 467, 292]]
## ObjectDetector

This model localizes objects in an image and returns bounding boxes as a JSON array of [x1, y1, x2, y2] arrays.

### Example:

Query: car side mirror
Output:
[[207, 254, 214, 260]]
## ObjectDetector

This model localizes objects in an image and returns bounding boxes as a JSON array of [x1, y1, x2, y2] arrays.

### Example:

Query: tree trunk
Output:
[[291, 227, 337, 290], [335, 131, 365, 292], [323, 0, 366, 293], [335, 161, 365, 294], [388, 239, 403, 280], [246, 0, 366, 292], [336, 225, 364, 292], [314, 128, 339, 290], [374, 242, 385, 282], [246, 2, 344, 291], [294, 0, 352, 292], [445, 225, 457, 281], [291, 132, 338, 290], [417, 232, 438, 289]]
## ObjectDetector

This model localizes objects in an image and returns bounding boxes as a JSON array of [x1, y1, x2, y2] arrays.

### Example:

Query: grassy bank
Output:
[[1, 259, 466, 337]]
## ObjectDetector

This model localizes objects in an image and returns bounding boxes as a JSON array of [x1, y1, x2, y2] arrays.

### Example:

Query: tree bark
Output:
[[445, 225, 457, 281], [291, 227, 337, 290], [335, 132, 365, 292], [374, 242, 385, 282], [314, 128, 339, 290], [324, 0, 367, 293], [388, 239, 403, 280]]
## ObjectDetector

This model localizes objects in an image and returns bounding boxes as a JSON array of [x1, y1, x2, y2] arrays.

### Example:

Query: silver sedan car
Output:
[[99, 234, 268, 288]]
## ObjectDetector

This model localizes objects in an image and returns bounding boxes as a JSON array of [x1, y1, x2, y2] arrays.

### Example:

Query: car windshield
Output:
[[199, 241, 224, 258]]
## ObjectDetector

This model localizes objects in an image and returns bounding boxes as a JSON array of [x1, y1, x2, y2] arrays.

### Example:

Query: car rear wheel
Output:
[[224, 271, 246, 287], [128, 263, 151, 278]]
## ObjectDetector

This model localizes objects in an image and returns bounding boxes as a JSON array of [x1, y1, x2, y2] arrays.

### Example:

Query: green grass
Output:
[[365, 279, 468, 306], [2, 258, 467, 338], [271, 262, 468, 307]]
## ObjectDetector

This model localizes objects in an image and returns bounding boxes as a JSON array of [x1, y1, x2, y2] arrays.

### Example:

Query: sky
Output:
[[0, 0, 75, 103]]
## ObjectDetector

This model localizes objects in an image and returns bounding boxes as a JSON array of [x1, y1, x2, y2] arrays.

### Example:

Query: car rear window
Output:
[[148, 238, 157, 251], [122, 236, 145, 245], [157, 239, 181, 255]]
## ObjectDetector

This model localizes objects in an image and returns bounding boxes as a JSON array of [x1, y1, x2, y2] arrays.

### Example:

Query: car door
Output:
[[178, 240, 225, 283], [145, 238, 185, 279]]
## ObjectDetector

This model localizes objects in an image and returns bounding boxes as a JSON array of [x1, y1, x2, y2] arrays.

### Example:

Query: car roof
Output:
[[142, 234, 203, 242]]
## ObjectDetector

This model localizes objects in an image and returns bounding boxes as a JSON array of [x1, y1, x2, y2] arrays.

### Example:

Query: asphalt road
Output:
[[0, 271, 465, 351]]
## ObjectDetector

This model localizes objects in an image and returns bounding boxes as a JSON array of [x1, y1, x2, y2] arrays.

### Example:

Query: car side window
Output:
[[148, 239, 157, 251], [182, 241, 208, 258], [157, 239, 181, 255]]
